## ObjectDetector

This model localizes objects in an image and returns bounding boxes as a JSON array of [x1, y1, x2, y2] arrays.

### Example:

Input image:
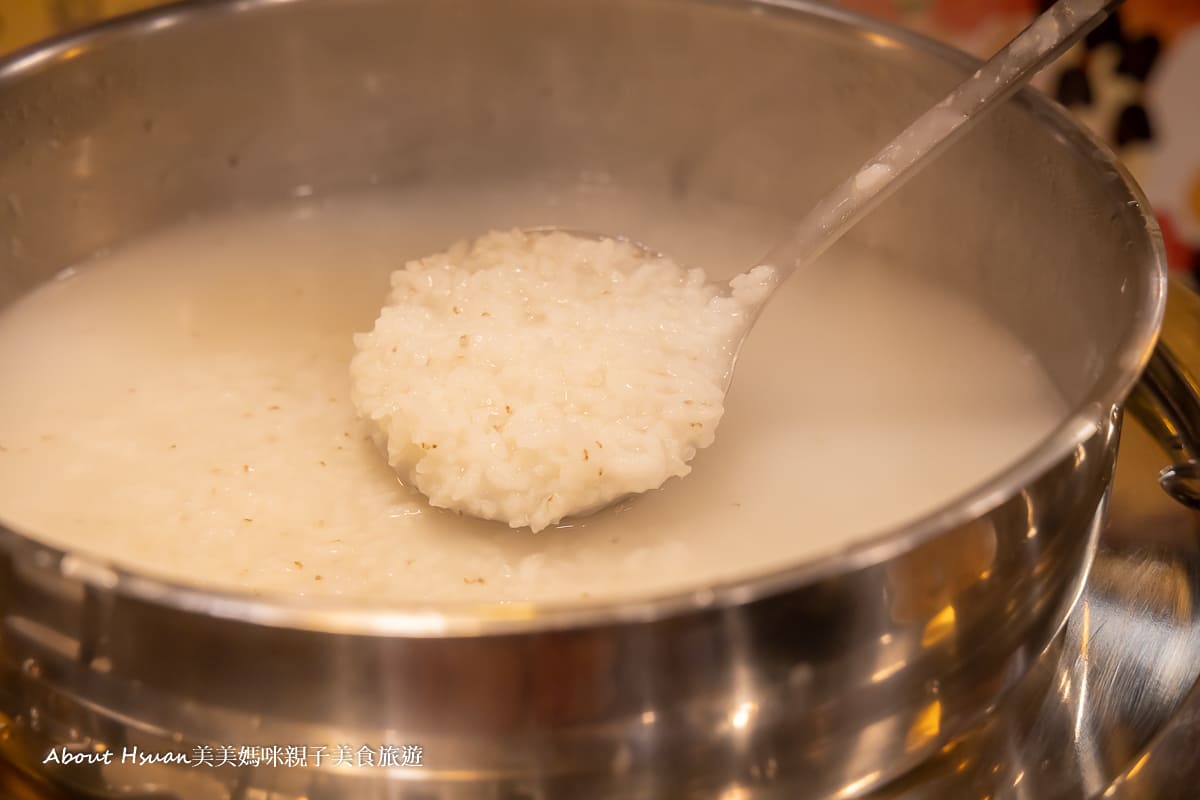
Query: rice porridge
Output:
[[351, 229, 774, 531], [0, 181, 1067, 605]]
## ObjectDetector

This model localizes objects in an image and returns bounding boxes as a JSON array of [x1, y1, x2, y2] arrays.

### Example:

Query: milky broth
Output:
[[0, 182, 1066, 605]]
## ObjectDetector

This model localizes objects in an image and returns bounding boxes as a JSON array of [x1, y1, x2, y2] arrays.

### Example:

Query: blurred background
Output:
[[1, 0, 1196, 286]]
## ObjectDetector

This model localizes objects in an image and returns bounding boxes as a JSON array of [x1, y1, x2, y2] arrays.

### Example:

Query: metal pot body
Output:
[[0, 1, 1165, 798]]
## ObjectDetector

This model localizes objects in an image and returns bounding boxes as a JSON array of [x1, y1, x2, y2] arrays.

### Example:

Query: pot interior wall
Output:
[[0, 0, 1158, 403]]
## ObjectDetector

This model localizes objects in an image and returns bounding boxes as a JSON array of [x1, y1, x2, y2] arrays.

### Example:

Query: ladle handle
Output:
[[756, 0, 1124, 283]]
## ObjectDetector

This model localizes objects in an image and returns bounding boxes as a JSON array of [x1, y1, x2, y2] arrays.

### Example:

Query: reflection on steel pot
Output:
[[0, 0, 1173, 798]]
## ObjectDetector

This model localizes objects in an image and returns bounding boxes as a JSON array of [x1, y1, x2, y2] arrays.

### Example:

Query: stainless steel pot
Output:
[[0, 1, 1181, 798]]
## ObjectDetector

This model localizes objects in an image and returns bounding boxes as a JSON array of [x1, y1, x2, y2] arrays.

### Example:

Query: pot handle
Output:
[[1126, 277, 1200, 510]]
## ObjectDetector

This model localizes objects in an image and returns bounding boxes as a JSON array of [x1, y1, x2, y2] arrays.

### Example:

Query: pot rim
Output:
[[0, 0, 1169, 637]]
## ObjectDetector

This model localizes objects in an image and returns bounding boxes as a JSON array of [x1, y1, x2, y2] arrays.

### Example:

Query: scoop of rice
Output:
[[350, 229, 774, 531]]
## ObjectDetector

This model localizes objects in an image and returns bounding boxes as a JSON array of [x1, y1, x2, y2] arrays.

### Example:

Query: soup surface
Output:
[[0, 181, 1066, 605]]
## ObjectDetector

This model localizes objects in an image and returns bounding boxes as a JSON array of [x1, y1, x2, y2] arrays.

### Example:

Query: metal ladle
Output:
[[555, 0, 1124, 519]]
